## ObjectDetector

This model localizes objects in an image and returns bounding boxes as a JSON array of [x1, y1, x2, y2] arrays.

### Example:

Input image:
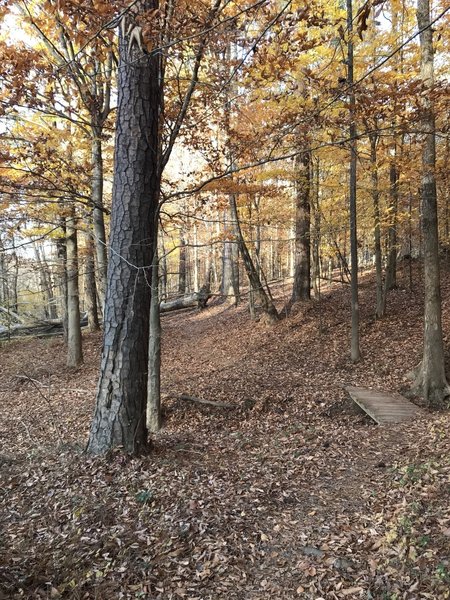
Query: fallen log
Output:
[[160, 285, 211, 313], [180, 394, 238, 409]]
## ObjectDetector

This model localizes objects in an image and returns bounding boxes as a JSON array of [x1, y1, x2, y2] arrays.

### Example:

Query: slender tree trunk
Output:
[[382, 150, 399, 314], [84, 227, 100, 332], [311, 157, 321, 297], [347, 0, 360, 362], [369, 133, 384, 319], [34, 243, 57, 319], [66, 207, 83, 368], [56, 223, 68, 337], [147, 244, 161, 433], [291, 150, 311, 303], [91, 132, 108, 312], [178, 231, 187, 295], [87, 5, 161, 454], [413, 0, 449, 407]]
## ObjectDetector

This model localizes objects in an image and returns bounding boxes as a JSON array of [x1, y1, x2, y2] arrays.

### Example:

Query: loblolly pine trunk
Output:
[[87, 2, 161, 454]]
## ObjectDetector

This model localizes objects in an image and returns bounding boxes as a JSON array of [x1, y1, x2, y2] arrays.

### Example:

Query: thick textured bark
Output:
[[311, 158, 321, 297], [229, 194, 278, 323], [413, 0, 450, 407], [84, 228, 100, 332], [347, 0, 360, 362], [66, 208, 83, 368], [291, 151, 311, 303], [87, 6, 161, 454], [91, 133, 108, 311], [369, 133, 384, 319]]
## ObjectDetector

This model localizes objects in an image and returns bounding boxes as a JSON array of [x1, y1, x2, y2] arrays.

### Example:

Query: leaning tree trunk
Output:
[[413, 0, 450, 407], [291, 150, 311, 303], [66, 206, 83, 368], [87, 5, 161, 454], [229, 194, 278, 324]]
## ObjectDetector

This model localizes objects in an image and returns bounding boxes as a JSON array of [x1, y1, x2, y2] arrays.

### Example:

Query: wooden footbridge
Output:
[[346, 386, 423, 424]]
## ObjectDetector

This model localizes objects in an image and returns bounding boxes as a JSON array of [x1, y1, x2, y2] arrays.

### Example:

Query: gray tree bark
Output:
[[87, 4, 161, 454], [66, 207, 83, 368], [413, 0, 450, 407]]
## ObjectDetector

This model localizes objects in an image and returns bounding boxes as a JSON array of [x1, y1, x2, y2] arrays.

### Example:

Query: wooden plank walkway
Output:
[[345, 386, 423, 424]]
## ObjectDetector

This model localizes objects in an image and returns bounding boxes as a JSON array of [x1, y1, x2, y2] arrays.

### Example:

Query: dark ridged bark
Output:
[[87, 4, 161, 454]]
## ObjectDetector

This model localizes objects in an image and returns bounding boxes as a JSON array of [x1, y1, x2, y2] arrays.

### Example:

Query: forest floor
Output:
[[1, 261, 450, 600]]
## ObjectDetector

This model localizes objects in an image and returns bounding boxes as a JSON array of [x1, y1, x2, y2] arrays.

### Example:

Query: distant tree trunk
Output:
[[87, 7, 161, 454], [84, 227, 100, 332], [10, 250, 19, 314], [347, 0, 360, 362], [229, 194, 278, 324], [382, 149, 399, 314], [291, 150, 311, 303], [311, 157, 321, 297], [369, 132, 384, 319], [413, 0, 450, 407], [66, 207, 83, 368], [178, 232, 187, 295], [56, 223, 68, 337], [147, 244, 161, 433], [91, 131, 108, 313], [34, 243, 57, 319], [221, 204, 240, 304]]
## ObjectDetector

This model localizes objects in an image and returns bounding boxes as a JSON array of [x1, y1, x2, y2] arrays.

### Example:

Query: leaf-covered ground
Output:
[[1, 263, 449, 599]]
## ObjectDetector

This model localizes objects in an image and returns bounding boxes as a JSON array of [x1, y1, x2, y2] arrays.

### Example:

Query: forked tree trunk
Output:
[[87, 5, 161, 454], [291, 150, 311, 303], [413, 0, 450, 407], [66, 207, 83, 368]]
